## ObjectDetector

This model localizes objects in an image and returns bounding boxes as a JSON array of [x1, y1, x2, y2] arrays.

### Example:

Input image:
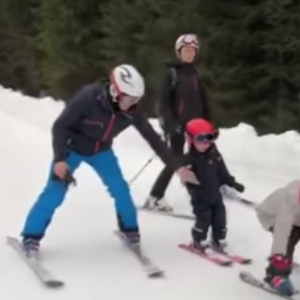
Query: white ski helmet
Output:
[[109, 64, 145, 99], [175, 34, 199, 54]]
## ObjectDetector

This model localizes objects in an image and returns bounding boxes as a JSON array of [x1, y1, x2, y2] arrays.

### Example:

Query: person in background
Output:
[[144, 34, 211, 211]]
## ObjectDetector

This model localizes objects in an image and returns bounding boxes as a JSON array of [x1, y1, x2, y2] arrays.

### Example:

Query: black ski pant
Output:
[[192, 200, 227, 243], [286, 226, 300, 260], [149, 132, 185, 199]]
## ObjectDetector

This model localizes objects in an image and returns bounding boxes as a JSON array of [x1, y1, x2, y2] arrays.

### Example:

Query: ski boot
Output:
[[143, 196, 173, 212], [22, 238, 40, 258], [121, 229, 140, 245], [191, 226, 209, 252], [211, 239, 227, 253], [191, 240, 209, 253], [264, 254, 295, 296]]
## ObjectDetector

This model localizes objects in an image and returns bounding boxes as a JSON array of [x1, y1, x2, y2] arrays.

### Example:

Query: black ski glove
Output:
[[53, 171, 76, 188], [232, 182, 245, 193]]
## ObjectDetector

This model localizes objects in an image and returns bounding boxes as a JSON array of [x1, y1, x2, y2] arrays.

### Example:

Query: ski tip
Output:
[[46, 280, 65, 288], [148, 271, 165, 278], [233, 256, 252, 265]]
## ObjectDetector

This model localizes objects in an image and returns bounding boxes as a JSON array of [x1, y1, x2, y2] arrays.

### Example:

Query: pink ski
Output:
[[223, 252, 251, 264], [178, 244, 233, 266], [210, 247, 252, 265]]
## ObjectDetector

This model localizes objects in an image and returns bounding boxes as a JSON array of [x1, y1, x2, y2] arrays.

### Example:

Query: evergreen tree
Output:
[[0, 0, 299, 133], [197, 0, 300, 133], [0, 0, 40, 95], [36, 0, 105, 99]]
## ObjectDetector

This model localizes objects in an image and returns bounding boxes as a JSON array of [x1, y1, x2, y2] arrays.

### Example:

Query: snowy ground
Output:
[[1, 86, 300, 300]]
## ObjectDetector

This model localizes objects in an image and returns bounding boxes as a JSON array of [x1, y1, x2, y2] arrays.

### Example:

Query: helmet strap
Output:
[[109, 84, 119, 102]]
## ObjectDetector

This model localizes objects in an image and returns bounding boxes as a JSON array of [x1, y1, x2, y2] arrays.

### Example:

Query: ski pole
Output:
[[129, 154, 156, 186]]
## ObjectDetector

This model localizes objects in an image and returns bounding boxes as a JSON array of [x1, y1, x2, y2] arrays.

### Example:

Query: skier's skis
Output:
[[210, 246, 252, 265], [178, 243, 233, 266], [138, 206, 194, 220], [114, 231, 164, 278], [6, 236, 64, 287], [239, 271, 298, 299]]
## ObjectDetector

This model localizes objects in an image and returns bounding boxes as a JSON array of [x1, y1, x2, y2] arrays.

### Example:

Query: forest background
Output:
[[0, 0, 300, 134]]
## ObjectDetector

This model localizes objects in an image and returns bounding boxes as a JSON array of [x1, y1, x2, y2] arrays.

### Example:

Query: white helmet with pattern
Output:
[[175, 34, 199, 54], [109, 64, 145, 100]]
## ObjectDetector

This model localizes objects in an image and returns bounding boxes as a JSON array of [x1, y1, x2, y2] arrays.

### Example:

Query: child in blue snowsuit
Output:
[[21, 64, 197, 254]]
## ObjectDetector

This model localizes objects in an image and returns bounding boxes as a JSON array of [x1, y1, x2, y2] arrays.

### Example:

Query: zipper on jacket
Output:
[[93, 115, 116, 153]]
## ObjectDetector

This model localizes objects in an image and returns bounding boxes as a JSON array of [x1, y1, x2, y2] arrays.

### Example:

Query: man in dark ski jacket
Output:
[[20, 64, 198, 255], [144, 34, 211, 211]]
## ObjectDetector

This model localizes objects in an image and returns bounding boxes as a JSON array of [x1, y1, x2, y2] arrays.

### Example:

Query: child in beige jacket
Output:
[[256, 180, 300, 296]]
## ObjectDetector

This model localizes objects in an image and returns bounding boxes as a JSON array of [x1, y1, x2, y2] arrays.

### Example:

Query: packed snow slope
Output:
[[1, 85, 300, 300]]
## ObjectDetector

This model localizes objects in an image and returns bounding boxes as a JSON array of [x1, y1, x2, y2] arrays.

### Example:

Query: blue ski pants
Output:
[[21, 149, 138, 238]]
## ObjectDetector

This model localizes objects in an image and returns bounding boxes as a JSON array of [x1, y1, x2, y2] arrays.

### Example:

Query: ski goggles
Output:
[[193, 133, 214, 143], [181, 34, 199, 48], [121, 93, 141, 104]]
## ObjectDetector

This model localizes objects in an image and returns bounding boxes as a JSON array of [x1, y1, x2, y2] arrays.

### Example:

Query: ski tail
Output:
[[6, 236, 64, 287], [114, 231, 164, 278]]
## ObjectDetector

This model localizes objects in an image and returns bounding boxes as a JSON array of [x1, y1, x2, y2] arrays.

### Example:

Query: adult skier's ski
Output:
[[6, 236, 64, 287], [210, 246, 252, 264], [239, 271, 298, 299], [114, 231, 164, 278], [178, 243, 233, 266], [138, 206, 194, 220]]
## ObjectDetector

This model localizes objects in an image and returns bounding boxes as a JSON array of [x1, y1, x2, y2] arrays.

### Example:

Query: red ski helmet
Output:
[[185, 118, 214, 145]]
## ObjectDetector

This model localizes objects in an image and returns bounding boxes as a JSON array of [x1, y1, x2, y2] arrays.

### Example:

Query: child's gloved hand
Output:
[[233, 182, 245, 193]]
